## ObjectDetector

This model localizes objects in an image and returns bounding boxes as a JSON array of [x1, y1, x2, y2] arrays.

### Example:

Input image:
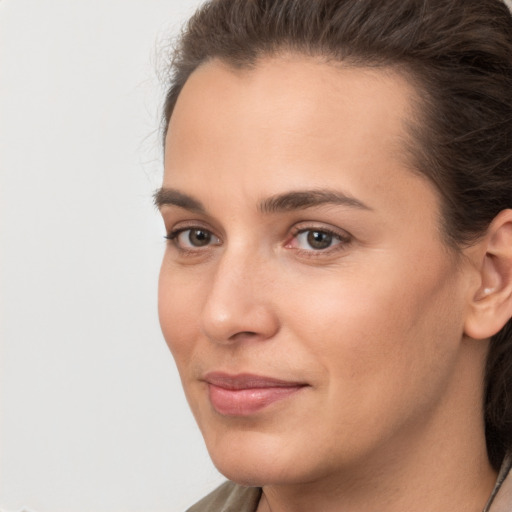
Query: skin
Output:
[[157, 56, 497, 512]]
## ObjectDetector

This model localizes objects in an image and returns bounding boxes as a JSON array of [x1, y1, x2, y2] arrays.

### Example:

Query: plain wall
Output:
[[1, 1, 511, 511], [0, 1, 224, 511]]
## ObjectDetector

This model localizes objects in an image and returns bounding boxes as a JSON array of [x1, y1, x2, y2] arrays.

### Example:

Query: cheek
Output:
[[274, 265, 464, 463], [284, 255, 464, 397], [158, 260, 202, 364]]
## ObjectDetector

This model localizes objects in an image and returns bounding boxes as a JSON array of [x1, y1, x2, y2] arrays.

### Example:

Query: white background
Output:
[[1, 1, 512, 512], [0, 1, 224, 511]]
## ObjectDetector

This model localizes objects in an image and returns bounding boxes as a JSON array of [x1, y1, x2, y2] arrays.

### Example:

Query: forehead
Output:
[[165, 55, 419, 168], [163, 55, 431, 215]]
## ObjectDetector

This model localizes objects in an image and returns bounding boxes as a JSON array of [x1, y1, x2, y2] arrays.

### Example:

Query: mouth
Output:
[[203, 372, 308, 416]]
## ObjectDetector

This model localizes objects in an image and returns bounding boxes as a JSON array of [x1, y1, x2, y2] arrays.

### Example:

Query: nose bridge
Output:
[[200, 243, 278, 343]]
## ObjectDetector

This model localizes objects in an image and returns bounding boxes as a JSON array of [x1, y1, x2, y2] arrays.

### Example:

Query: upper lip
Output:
[[203, 372, 307, 390]]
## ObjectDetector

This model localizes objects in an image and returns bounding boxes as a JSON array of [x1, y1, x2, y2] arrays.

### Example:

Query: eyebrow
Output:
[[153, 188, 206, 213], [259, 189, 371, 214], [154, 187, 371, 213]]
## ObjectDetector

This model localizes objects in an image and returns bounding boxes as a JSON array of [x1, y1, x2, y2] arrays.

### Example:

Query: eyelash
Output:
[[286, 226, 351, 256], [165, 225, 351, 256], [165, 226, 222, 253]]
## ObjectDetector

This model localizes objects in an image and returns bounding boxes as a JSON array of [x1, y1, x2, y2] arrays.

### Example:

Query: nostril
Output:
[[228, 331, 259, 342]]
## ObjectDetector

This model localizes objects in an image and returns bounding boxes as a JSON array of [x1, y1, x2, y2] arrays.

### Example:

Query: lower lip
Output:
[[207, 384, 305, 416]]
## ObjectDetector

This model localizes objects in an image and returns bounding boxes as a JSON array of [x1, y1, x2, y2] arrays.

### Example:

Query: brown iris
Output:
[[307, 231, 333, 250]]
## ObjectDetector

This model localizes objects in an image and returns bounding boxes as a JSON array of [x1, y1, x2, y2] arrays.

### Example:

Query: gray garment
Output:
[[187, 455, 512, 512], [186, 482, 261, 512], [483, 454, 512, 512]]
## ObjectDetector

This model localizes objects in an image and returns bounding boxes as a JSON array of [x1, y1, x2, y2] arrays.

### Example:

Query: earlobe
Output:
[[464, 209, 512, 340]]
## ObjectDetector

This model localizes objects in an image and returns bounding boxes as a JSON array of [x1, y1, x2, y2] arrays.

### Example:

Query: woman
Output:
[[155, 0, 512, 510]]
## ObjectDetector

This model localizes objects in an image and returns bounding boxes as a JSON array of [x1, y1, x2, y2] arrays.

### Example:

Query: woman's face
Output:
[[158, 56, 477, 486]]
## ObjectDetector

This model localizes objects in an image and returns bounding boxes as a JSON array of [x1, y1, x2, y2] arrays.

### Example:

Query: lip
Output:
[[204, 372, 308, 416]]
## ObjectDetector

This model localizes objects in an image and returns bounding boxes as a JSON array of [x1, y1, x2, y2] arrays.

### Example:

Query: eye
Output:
[[167, 228, 220, 249], [286, 227, 350, 253], [296, 230, 338, 250]]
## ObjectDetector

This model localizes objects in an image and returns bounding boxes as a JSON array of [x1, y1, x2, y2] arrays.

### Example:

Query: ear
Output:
[[464, 209, 512, 340]]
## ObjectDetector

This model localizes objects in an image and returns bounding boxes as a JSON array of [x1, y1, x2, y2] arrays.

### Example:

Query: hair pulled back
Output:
[[162, 0, 512, 470]]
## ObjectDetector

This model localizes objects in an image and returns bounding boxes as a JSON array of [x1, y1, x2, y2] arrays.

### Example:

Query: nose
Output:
[[199, 249, 280, 345]]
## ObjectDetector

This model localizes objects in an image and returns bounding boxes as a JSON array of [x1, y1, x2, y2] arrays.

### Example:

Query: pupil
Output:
[[307, 231, 332, 249], [189, 229, 211, 247]]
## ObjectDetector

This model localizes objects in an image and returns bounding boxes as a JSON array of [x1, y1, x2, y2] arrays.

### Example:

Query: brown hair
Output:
[[162, 0, 512, 469]]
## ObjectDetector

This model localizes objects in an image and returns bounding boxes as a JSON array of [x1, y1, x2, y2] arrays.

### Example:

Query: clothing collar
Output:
[[483, 454, 512, 512]]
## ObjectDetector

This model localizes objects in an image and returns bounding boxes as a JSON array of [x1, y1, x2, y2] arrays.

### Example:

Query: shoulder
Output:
[[186, 481, 262, 512]]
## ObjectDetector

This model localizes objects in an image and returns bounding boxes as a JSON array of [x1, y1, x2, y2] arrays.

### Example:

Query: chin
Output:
[[203, 429, 323, 487], [214, 464, 270, 487], [212, 456, 294, 487], [205, 432, 280, 484]]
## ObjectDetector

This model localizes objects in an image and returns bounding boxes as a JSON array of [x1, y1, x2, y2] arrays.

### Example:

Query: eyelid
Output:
[[285, 223, 352, 255], [165, 222, 222, 251], [289, 222, 351, 241], [164, 219, 218, 237]]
